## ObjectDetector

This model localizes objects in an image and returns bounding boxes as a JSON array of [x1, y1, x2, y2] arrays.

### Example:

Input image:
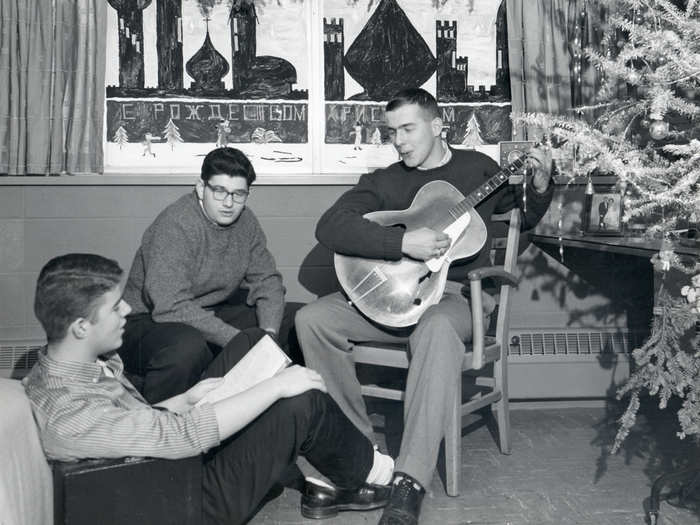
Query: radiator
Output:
[[0, 342, 43, 379], [509, 329, 646, 356]]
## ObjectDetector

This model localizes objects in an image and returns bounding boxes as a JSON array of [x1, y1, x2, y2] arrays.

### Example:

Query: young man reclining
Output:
[[23, 253, 394, 525]]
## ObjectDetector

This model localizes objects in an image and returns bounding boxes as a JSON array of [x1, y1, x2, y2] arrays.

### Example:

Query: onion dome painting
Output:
[[186, 25, 230, 93], [344, 0, 436, 100], [237, 56, 297, 98]]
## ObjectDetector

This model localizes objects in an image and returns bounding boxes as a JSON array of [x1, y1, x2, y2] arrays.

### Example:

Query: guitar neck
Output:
[[449, 154, 528, 220]]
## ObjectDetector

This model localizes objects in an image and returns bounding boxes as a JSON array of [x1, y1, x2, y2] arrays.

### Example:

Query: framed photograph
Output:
[[583, 185, 624, 235]]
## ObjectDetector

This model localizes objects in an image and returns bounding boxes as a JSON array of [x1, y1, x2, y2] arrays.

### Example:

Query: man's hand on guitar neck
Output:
[[526, 146, 553, 194], [401, 227, 451, 261]]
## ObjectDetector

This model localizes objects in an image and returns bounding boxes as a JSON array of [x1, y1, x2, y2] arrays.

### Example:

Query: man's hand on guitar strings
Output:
[[526, 145, 553, 194], [401, 227, 451, 261]]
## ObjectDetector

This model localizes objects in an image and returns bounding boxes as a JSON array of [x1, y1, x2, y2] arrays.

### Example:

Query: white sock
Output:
[[305, 476, 334, 490], [365, 446, 394, 486]]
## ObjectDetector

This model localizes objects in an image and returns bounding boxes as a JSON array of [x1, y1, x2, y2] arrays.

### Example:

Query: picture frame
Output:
[[583, 184, 624, 235]]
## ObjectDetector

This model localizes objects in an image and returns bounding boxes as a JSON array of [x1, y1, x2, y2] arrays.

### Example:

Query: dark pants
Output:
[[199, 329, 374, 525], [118, 300, 304, 404]]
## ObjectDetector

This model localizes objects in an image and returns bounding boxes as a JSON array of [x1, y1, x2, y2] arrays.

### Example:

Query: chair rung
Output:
[[354, 344, 501, 371], [354, 345, 409, 368], [475, 377, 495, 387], [361, 384, 405, 401], [460, 391, 501, 415]]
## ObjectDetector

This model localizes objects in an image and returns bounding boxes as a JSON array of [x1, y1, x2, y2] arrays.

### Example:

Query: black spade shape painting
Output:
[[344, 0, 436, 101], [322, 0, 512, 172]]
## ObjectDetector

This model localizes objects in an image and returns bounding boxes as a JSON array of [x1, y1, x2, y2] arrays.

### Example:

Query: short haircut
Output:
[[200, 147, 257, 186], [386, 87, 440, 119], [34, 254, 123, 343]]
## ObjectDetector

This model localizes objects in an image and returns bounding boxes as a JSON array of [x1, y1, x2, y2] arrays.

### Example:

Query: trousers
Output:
[[198, 329, 374, 525], [118, 298, 303, 404], [296, 281, 493, 489]]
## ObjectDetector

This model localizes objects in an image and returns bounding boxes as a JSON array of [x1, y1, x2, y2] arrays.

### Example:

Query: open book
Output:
[[196, 334, 291, 406]]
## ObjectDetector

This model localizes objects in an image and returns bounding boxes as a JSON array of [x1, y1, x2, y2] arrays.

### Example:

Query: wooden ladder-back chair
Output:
[[352, 208, 521, 497]]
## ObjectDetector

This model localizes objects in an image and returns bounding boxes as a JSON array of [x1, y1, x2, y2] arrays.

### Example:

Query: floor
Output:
[[249, 399, 700, 525]]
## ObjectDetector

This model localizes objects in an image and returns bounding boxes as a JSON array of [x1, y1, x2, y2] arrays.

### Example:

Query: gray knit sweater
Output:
[[123, 192, 284, 347]]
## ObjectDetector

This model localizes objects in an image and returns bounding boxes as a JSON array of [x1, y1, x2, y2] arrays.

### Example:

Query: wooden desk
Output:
[[533, 232, 697, 344]]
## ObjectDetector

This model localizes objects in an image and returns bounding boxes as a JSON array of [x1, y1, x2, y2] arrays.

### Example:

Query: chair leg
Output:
[[444, 376, 461, 496], [494, 359, 512, 455]]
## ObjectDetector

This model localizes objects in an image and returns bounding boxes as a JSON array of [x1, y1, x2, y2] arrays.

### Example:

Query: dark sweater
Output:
[[316, 148, 553, 285], [123, 192, 284, 347]]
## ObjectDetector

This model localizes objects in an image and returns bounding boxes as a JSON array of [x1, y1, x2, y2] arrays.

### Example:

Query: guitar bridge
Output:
[[348, 267, 388, 302]]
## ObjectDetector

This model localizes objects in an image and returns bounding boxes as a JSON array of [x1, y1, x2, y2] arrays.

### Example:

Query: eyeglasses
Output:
[[205, 181, 249, 203]]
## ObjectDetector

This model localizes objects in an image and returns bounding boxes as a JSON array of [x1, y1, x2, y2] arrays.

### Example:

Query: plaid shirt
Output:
[[23, 349, 220, 462]]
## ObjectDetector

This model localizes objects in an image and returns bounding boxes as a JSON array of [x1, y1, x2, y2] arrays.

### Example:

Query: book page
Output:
[[196, 335, 291, 406]]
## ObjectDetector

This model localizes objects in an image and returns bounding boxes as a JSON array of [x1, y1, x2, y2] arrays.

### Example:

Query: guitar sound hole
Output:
[[413, 298, 422, 305]]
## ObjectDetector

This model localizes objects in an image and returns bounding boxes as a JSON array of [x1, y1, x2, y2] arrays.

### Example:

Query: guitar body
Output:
[[334, 180, 487, 327]]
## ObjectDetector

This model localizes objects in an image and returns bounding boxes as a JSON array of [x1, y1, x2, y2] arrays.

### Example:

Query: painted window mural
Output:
[[104, 0, 310, 173], [103, 0, 510, 176]]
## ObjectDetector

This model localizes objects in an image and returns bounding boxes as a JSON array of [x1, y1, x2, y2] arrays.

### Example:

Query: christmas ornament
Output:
[[653, 237, 677, 272], [628, 71, 640, 84], [585, 177, 594, 195], [662, 30, 680, 45], [680, 274, 700, 314], [649, 119, 669, 140]]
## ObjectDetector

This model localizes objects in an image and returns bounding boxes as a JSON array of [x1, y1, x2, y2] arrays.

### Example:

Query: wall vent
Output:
[[509, 329, 646, 357], [0, 343, 44, 379]]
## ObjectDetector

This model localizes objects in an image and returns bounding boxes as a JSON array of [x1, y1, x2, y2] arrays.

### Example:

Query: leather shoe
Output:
[[301, 479, 391, 519], [377, 473, 425, 525]]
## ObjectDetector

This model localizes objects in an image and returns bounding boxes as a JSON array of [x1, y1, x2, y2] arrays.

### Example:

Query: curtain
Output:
[[0, 0, 107, 175], [506, 0, 603, 138]]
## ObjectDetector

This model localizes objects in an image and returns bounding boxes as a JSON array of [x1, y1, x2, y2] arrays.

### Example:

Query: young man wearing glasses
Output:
[[118, 147, 298, 405]]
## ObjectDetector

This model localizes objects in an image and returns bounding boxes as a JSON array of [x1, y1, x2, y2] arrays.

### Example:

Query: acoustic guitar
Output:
[[334, 150, 531, 328]]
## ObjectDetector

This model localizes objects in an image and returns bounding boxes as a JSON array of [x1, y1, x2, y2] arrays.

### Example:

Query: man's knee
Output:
[[156, 324, 211, 371], [275, 390, 328, 424], [295, 302, 319, 331], [416, 309, 459, 335], [410, 312, 465, 357]]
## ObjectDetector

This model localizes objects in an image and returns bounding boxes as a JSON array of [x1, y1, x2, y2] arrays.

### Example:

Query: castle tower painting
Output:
[[156, 0, 183, 90], [495, 1, 510, 98], [228, 0, 298, 98], [324, 18, 345, 101], [230, 0, 256, 93], [436, 20, 465, 101], [107, 0, 152, 88]]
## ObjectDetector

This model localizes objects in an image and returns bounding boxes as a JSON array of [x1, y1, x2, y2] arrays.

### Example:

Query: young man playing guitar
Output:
[[296, 88, 553, 525]]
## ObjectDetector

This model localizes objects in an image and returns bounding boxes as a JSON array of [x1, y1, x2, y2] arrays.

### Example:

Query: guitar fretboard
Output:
[[448, 154, 527, 220]]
